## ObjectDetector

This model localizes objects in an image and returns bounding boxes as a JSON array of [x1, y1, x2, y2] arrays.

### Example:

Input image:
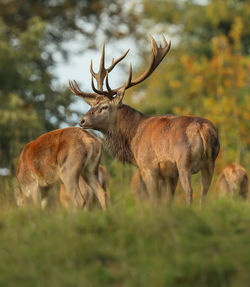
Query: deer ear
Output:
[[112, 88, 126, 106]]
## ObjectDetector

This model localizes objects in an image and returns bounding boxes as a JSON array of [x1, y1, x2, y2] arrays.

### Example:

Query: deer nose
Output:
[[79, 119, 85, 126]]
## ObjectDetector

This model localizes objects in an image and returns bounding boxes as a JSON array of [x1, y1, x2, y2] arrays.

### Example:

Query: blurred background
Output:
[[0, 0, 249, 202]]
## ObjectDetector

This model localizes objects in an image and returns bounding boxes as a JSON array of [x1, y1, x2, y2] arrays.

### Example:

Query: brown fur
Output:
[[15, 127, 108, 209], [216, 163, 248, 199]]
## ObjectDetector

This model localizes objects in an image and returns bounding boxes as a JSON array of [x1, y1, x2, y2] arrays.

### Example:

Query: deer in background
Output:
[[216, 163, 248, 199], [14, 127, 108, 209], [69, 35, 220, 205]]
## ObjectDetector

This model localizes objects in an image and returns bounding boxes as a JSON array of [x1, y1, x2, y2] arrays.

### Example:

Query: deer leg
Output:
[[137, 174, 148, 201], [178, 167, 193, 205], [166, 174, 179, 204], [40, 186, 50, 210], [140, 169, 160, 203], [200, 162, 214, 206], [239, 175, 248, 200], [82, 167, 108, 210], [60, 168, 85, 209], [14, 187, 24, 207], [90, 176, 108, 210], [30, 183, 42, 207], [78, 176, 94, 211], [59, 184, 71, 209], [217, 175, 231, 198]]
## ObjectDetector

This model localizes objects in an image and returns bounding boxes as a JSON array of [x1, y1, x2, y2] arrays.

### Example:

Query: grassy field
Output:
[[0, 184, 249, 287]]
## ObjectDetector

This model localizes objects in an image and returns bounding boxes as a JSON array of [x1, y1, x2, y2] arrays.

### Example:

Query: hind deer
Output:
[[69, 35, 220, 205], [216, 163, 248, 199], [14, 127, 108, 209]]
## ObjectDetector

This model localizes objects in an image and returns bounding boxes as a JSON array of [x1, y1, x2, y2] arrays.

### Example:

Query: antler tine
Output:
[[89, 44, 106, 91], [69, 80, 81, 95], [72, 80, 82, 93], [68, 80, 97, 98], [104, 63, 132, 95], [105, 71, 112, 93], [90, 60, 96, 76], [100, 44, 105, 71], [125, 64, 133, 88], [106, 49, 130, 73]]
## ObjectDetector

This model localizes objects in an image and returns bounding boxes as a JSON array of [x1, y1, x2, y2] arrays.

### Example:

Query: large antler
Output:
[[92, 34, 171, 97], [69, 45, 129, 102]]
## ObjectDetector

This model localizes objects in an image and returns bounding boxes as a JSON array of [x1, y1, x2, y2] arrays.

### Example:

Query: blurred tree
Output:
[[0, 17, 71, 171], [0, 0, 142, 57], [143, 0, 250, 55]]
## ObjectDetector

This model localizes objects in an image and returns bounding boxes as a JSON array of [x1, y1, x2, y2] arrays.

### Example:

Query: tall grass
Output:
[[0, 197, 249, 287]]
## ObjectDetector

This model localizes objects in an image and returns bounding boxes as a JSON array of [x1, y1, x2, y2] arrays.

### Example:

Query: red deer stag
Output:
[[69, 35, 220, 205], [216, 163, 248, 199], [14, 127, 107, 209]]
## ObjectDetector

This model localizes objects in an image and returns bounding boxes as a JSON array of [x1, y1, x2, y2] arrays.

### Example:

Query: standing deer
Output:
[[14, 127, 108, 209], [69, 35, 220, 205], [216, 163, 248, 199]]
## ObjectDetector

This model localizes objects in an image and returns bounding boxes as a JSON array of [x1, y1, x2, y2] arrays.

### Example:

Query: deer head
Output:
[[69, 35, 171, 131]]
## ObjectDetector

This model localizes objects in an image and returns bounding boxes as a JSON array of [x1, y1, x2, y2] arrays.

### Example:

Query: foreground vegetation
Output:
[[0, 193, 249, 287]]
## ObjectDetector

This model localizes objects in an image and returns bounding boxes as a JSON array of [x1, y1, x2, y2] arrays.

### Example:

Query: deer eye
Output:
[[100, 105, 108, 112]]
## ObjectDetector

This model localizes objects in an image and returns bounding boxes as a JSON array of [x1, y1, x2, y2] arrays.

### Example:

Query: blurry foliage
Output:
[[0, 0, 142, 55], [143, 0, 250, 55], [0, 200, 250, 287], [0, 17, 72, 171]]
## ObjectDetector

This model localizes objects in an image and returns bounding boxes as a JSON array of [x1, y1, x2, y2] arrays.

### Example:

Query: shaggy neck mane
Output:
[[103, 104, 145, 165]]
